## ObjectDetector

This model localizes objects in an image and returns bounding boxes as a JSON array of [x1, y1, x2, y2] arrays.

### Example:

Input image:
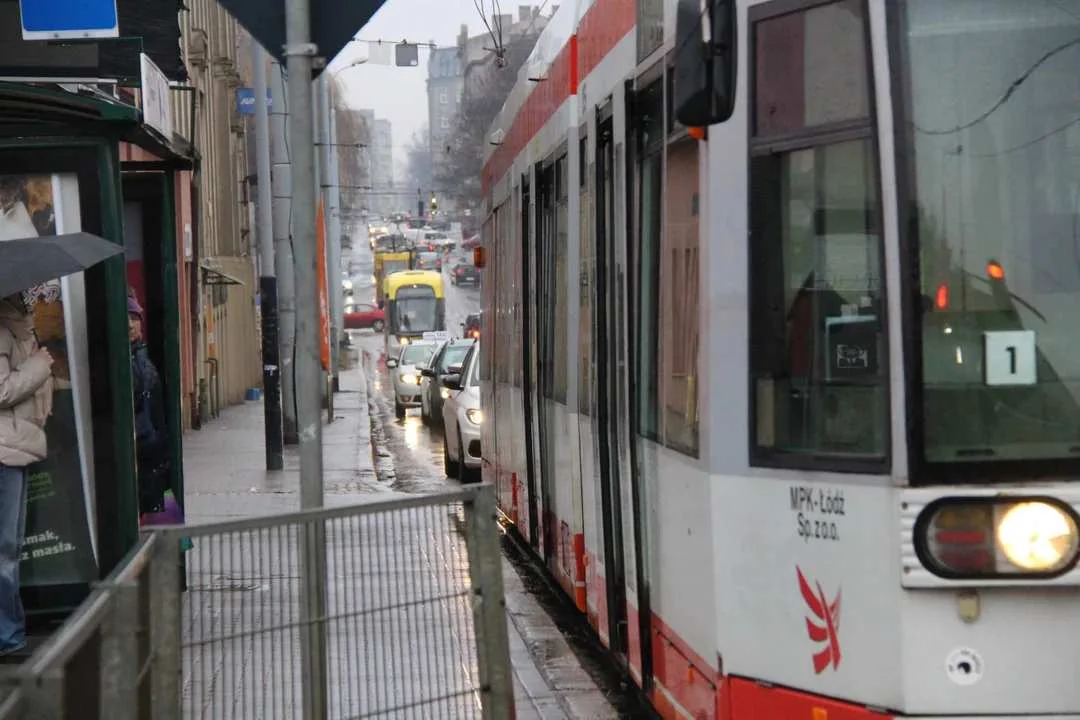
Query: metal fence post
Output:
[[99, 581, 139, 720], [463, 485, 514, 720], [22, 668, 63, 720], [298, 519, 329, 720], [148, 533, 181, 720]]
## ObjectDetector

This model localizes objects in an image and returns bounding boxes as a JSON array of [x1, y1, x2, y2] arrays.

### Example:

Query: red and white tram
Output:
[[477, 0, 1080, 717]]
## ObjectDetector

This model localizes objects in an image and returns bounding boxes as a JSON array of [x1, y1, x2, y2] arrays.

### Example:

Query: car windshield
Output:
[[469, 353, 480, 387], [899, 0, 1080, 463], [441, 344, 472, 371], [401, 344, 435, 365]]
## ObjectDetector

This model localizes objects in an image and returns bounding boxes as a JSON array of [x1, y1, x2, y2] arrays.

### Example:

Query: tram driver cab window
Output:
[[748, 0, 888, 467]]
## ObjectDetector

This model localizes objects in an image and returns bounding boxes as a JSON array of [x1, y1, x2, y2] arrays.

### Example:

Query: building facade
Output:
[[372, 119, 394, 217], [179, 0, 261, 423], [426, 45, 464, 187]]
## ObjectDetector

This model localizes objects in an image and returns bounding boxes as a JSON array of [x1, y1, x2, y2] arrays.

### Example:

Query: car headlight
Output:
[[916, 497, 1080, 578], [399, 337, 409, 345], [440, 388, 451, 399], [342, 279, 353, 289], [466, 408, 483, 425], [398, 372, 420, 385]]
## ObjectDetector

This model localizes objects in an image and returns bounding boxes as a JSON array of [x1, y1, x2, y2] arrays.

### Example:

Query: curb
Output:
[[361, 349, 396, 485]]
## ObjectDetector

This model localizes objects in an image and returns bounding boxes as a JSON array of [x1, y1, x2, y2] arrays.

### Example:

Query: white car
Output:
[[387, 341, 437, 418], [441, 342, 482, 483]]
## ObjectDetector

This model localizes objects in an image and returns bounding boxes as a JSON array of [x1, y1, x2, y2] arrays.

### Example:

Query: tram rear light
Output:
[[917, 497, 1080, 578], [935, 284, 949, 309]]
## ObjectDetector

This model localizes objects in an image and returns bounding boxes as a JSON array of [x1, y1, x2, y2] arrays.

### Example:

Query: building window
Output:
[[439, 90, 448, 104], [749, 0, 887, 467], [440, 115, 450, 129]]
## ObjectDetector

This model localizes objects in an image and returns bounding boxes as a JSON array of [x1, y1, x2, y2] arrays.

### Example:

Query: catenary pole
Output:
[[253, 43, 284, 470], [284, 0, 328, 715], [269, 57, 298, 443]]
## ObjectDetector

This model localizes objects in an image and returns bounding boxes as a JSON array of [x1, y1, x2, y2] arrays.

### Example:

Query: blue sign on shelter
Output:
[[19, 0, 119, 40], [236, 88, 273, 116]]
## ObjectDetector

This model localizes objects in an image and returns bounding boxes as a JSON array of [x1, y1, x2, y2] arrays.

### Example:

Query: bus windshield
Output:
[[394, 287, 438, 333], [899, 0, 1080, 463]]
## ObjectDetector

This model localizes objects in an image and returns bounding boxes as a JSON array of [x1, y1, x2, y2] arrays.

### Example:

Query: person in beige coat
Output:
[[0, 292, 53, 657]]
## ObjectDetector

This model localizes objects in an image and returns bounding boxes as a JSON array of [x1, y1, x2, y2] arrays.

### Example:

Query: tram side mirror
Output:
[[674, 0, 737, 127]]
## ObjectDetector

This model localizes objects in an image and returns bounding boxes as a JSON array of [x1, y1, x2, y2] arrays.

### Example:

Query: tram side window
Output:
[[663, 139, 701, 455], [635, 79, 664, 443], [749, 0, 888, 465], [554, 153, 570, 404], [579, 149, 594, 416]]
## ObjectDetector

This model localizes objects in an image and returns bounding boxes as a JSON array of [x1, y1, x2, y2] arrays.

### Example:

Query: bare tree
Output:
[[435, 34, 538, 208], [331, 86, 372, 213], [403, 124, 434, 195]]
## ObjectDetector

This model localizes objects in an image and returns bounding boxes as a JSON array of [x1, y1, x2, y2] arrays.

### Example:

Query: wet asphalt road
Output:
[[345, 245, 483, 495]]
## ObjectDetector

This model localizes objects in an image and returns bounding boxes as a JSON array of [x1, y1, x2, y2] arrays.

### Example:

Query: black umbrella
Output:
[[0, 232, 124, 298]]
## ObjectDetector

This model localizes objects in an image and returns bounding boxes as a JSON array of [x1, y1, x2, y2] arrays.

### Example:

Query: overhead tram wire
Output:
[[913, 35, 1080, 137]]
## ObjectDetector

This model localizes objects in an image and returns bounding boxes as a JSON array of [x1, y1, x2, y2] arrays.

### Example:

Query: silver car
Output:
[[442, 342, 482, 482], [419, 338, 476, 427], [387, 341, 437, 418]]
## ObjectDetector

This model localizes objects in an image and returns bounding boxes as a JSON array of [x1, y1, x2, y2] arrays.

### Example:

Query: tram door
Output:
[[520, 176, 541, 549], [594, 110, 632, 659], [534, 160, 558, 565]]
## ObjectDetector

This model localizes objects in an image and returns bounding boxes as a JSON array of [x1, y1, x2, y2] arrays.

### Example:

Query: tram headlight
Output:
[[997, 502, 1078, 571], [466, 408, 483, 425], [916, 497, 1080, 578]]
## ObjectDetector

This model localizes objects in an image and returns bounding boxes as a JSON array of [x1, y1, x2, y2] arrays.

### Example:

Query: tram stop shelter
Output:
[[0, 81, 192, 630]]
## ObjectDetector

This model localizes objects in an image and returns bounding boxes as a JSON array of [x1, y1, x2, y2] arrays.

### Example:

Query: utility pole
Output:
[[269, 58, 298, 443], [284, 0, 328, 715], [253, 43, 283, 471]]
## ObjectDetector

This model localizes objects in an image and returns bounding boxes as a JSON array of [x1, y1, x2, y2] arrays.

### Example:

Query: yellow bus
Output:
[[373, 250, 411, 306], [383, 270, 446, 347]]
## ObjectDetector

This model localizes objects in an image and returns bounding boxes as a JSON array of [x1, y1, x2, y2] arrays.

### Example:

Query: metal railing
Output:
[[0, 529, 177, 719], [0, 484, 513, 719]]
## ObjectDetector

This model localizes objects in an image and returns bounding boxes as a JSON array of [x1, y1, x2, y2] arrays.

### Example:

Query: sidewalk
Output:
[[180, 360, 617, 719]]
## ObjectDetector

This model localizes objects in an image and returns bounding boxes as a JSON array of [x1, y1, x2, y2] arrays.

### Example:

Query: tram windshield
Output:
[[899, 0, 1080, 463], [394, 287, 438, 333]]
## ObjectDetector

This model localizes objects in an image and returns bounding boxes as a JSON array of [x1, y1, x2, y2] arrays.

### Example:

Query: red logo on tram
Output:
[[797, 566, 842, 674]]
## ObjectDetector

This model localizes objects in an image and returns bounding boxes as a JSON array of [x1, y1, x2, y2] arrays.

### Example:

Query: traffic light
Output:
[[430, 193, 438, 212]]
